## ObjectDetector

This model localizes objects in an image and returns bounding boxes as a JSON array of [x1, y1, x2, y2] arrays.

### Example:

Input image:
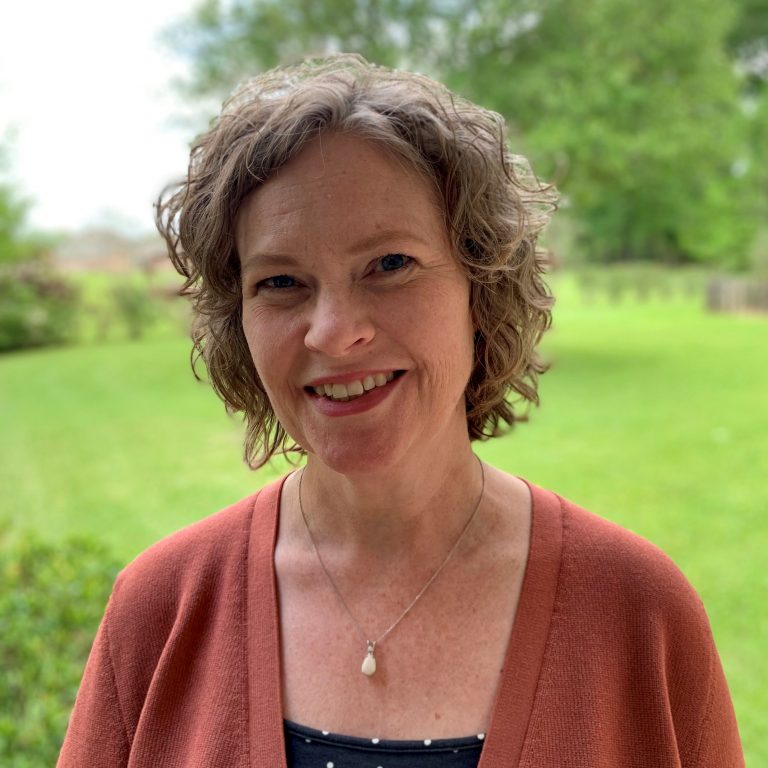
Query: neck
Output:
[[292, 444, 482, 558]]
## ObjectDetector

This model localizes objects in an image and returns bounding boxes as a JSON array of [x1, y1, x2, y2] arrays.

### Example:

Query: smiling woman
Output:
[[57, 55, 744, 767], [155, 56, 555, 471]]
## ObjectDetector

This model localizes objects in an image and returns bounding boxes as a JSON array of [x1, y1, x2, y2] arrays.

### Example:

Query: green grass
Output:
[[1, 274, 766, 763], [0, 335, 285, 554]]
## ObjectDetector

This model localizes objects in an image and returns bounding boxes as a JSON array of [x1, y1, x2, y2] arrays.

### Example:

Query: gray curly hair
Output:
[[156, 54, 557, 468]]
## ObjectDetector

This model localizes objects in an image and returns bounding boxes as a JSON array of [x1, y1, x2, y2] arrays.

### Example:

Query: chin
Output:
[[304, 433, 412, 477]]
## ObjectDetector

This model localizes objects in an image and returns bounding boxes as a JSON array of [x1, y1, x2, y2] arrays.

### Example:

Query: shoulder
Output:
[[535, 486, 720, 699], [552, 491, 708, 628], [114, 489, 261, 601], [103, 483, 279, 654]]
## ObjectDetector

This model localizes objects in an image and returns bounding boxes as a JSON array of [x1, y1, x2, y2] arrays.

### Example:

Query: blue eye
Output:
[[259, 274, 296, 290], [377, 253, 410, 272]]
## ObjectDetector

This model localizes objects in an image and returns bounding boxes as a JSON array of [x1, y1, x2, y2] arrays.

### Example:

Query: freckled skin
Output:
[[236, 133, 475, 478]]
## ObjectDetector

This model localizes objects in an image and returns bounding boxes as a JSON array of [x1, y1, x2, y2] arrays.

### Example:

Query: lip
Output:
[[305, 369, 401, 388], [307, 371, 405, 417]]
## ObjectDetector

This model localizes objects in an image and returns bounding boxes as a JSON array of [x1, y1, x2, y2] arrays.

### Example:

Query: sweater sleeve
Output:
[[57, 589, 130, 768], [689, 632, 744, 768], [654, 556, 744, 767]]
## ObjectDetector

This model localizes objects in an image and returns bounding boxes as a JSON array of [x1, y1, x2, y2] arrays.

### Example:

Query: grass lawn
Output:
[[1, 273, 766, 762]]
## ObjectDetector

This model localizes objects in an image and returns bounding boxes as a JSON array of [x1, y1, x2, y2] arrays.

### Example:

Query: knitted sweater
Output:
[[57, 478, 744, 767]]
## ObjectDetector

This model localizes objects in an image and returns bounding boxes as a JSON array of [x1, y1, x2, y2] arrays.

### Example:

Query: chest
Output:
[[275, 542, 527, 739]]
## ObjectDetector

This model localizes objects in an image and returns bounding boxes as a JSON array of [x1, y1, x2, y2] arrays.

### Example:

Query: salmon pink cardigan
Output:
[[58, 478, 744, 767]]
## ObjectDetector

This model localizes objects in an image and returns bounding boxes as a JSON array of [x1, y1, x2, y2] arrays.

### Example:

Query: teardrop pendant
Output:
[[361, 641, 377, 677]]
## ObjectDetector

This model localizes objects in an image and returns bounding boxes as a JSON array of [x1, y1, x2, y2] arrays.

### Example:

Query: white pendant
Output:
[[361, 642, 377, 676], [361, 651, 376, 676]]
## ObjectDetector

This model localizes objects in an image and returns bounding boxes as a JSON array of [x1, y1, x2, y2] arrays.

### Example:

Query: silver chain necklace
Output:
[[297, 458, 485, 677]]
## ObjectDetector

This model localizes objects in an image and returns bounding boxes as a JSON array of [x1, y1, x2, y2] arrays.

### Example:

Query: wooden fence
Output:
[[707, 278, 768, 313]]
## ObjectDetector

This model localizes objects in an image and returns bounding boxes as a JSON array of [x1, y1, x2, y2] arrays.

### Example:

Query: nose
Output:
[[303, 287, 376, 357]]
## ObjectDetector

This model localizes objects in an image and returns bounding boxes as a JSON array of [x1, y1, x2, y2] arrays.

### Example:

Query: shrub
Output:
[[0, 264, 81, 353], [111, 281, 157, 340], [0, 523, 120, 766]]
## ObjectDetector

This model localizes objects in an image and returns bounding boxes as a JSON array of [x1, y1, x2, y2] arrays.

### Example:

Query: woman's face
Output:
[[236, 133, 475, 475]]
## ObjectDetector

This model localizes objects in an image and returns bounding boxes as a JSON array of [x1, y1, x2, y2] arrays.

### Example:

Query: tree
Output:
[[443, 0, 760, 265], [0, 147, 38, 266], [0, 143, 80, 353], [166, 0, 764, 267], [728, 0, 768, 86], [729, 0, 768, 230], [165, 0, 448, 102]]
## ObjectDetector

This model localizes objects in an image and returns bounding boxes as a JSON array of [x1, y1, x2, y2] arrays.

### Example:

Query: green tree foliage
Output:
[[446, 0, 761, 265], [0, 525, 120, 767], [166, 0, 445, 100], [166, 0, 765, 267], [0, 148, 38, 267], [729, 0, 768, 218], [0, 186, 33, 265], [0, 143, 82, 353], [728, 0, 768, 75]]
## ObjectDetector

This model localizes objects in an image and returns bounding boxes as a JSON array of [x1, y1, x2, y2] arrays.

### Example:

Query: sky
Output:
[[0, 0, 199, 235]]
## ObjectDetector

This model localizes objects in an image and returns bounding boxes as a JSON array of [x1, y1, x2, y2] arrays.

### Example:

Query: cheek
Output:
[[240, 316, 289, 404], [440, 295, 476, 387], [405, 295, 475, 389], [242, 305, 298, 363]]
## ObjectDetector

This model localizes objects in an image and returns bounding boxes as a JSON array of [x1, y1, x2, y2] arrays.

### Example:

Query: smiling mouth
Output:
[[306, 371, 405, 402]]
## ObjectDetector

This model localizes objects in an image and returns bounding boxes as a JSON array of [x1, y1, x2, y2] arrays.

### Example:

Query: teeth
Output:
[[313, 372, 399, 401]]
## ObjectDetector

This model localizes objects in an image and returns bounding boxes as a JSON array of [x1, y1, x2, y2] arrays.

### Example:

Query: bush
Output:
[[111, 281, 157, 340], [0, 524, 120, 767], [0, 264, 81, 353]]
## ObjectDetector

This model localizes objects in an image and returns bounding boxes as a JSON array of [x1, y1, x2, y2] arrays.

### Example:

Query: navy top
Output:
[[284, 720, 484, 767]]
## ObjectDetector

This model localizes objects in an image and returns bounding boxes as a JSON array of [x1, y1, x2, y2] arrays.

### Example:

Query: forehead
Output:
[[266, 131, 434, 196], [235, 133, 448, 259]]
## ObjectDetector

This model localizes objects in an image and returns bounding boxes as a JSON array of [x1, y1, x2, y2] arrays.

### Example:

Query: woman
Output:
[[58, 55, 743, 767]]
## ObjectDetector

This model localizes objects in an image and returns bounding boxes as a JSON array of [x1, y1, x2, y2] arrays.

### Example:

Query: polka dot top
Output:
[[284, 720, 484, 767]]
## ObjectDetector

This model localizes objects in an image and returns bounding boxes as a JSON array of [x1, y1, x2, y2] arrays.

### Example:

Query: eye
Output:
[[375, 253, 412, 273], [256, 274, 297, 290]]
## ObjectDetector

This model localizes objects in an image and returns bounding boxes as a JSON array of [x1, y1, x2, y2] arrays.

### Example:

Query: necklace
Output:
[[297, 458, 485, 677]]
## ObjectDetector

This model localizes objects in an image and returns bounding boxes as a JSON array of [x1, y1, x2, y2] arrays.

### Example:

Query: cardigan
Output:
[[57, 477, 744, 767]]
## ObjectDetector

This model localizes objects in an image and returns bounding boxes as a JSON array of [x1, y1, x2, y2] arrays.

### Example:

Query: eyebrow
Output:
[[241, 252, 302, 272], [346, 228, 432, 252], [241, 228, 433, 271]]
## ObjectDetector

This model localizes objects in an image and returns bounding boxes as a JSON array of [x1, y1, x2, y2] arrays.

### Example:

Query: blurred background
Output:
[[1, 0, 766, 764]]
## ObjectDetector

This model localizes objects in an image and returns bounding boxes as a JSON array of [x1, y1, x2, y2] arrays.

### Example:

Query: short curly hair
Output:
[[156, 54, 557, 468]]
